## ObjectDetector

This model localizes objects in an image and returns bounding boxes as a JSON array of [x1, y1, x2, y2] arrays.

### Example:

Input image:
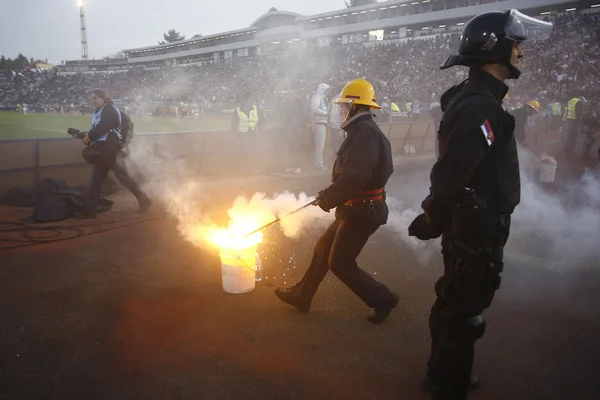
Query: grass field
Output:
[[0, 111, 233, 140]]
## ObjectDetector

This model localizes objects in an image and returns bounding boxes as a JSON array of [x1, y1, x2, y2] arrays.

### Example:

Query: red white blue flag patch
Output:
[[480, 120, 495, 146]]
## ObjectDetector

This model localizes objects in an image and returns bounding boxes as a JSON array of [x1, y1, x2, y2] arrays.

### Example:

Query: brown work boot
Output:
[[274, 287, 310, 313]]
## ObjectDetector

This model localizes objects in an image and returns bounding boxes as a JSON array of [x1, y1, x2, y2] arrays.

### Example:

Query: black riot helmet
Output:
[[441, 9, 553, 79]]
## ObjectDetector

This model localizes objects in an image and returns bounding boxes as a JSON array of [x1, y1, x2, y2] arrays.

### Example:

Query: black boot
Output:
[[274, 286, 310, 313], [422, 374, 480, 393], [368, 293, 399, 323]]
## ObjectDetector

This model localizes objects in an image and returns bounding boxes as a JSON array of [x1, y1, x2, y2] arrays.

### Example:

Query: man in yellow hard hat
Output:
[[274, 79, 400, 323]]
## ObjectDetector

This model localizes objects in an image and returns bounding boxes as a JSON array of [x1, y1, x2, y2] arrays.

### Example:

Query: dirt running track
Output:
[[1, 160, 599, 400]]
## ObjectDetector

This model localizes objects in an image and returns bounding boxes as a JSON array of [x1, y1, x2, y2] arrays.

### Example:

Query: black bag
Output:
[[82, 144, 103, 165], [82, 139, 118, 166], [23, 190, 113, 223], [120, 111, 134, 145]]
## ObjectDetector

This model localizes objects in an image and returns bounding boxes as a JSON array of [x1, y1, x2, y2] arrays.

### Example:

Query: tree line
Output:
[[0, 54, 35, 71]]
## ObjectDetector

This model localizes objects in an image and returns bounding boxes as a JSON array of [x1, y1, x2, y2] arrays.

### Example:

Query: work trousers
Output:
[[427, 215, 510, 400], [312, 123, 326, 168], [293, 217, 396, 309], [564, 120, 581, 154], [85, 152, 146, 212]]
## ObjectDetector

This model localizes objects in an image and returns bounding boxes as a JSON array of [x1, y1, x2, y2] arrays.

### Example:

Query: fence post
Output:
[[402, 122, 414, 155]]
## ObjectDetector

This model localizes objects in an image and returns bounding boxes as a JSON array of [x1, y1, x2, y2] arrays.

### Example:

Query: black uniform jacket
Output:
[[423, 68, 519, 232], [319, 112, 393, 224]]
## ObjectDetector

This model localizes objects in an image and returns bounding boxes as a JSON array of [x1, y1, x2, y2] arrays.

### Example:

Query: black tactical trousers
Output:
[[86, 162, 112, 212], [427, 215, 510, 400], [85, 152, 146, 212], [112, 152, 146, 202], [581, 126, 597, 159], [292, 217, 396, 309]]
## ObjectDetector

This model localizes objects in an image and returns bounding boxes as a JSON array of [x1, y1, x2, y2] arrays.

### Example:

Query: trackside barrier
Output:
[[0, 121, 437, 197]]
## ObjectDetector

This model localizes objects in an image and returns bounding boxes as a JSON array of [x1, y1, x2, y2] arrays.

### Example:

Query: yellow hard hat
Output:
[[527, 100, 540, 113], [335, 79, 380, 109]]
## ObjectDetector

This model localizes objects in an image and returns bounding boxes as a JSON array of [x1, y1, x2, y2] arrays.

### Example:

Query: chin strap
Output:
[[506, 63, 521, 79]]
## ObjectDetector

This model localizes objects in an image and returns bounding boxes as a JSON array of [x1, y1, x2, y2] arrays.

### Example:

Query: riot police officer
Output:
[[275, 79, 399, 323], [408, 10, 552, 399]]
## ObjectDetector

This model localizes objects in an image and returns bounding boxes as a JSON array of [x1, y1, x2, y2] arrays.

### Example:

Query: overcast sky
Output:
[[0, 0, 349, 64]]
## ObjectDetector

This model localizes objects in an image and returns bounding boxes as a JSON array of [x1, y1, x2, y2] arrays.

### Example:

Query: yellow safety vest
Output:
[[391, 102, 400, 112], [565, 98, 580, 120], [552, 103, 561, 116], [406, 102, 412, 112], [237, 105, 259, 132]]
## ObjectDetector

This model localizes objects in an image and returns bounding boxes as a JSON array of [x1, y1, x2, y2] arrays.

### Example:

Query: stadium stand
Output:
[[0, 2, 598, 119]]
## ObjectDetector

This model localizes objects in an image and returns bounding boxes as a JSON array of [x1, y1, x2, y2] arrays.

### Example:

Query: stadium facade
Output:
[[58, 0, 597, 73]]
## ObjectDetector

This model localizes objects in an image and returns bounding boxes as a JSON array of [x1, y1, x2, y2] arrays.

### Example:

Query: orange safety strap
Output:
[[344, 188, 385, 205]]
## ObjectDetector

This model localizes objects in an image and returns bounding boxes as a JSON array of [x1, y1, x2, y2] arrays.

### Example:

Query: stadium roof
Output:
[[63, 0, 590, 69], [123, 10, 301, 53], [250, 10, 302, 27]]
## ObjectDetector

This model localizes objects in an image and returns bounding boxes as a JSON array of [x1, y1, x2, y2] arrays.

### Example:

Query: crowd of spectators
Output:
[[1, 11, 598, 116]]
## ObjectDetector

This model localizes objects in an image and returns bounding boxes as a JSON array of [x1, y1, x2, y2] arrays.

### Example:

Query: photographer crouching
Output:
[[69, 88, 152, 219]]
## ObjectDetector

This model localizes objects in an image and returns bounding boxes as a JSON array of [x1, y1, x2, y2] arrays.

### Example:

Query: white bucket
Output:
[[219, 245, 257, 294], [538, 161, 557, 183]]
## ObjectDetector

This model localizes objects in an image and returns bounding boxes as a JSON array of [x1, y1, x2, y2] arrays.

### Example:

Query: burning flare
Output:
[[206, 218, 264, 250], [166, 187, 322, 252]]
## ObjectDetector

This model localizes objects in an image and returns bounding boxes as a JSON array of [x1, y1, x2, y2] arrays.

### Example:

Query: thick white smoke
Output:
[[120, 109, 599, 271], [512, 161, 600, 267], [374, 148, 600, 269], [385, 196, 440, 266]]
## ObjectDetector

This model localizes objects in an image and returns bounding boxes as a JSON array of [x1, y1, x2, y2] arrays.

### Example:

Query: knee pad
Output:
[[464, 315, 486, 341]]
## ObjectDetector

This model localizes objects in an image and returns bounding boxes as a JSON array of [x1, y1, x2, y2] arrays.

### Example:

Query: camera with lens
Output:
[[67, 128, 86, 139]]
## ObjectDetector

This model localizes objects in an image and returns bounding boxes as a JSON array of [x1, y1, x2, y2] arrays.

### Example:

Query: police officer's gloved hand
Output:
[[408, 213, 441, 240], [315, 191, 331, 213]]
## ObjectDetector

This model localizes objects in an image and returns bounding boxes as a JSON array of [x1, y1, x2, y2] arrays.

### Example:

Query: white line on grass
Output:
[[25, 126, 66, 134]]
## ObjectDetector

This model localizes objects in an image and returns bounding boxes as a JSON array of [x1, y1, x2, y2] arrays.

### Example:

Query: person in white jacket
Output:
[[311, 83, 330, 170]]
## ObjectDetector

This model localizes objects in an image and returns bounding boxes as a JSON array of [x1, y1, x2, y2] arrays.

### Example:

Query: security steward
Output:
[[231, 93, 263, 175], [274, 79, 400, 323], [563, 95, 586, 156], [550, 100, 562, 134], [407, 10, 552, 399], [231, 94, 261, 134]]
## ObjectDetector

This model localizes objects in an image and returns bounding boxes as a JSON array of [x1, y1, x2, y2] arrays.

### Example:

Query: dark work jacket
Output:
[[319, 112, 393, 225], [423, 68, 518, 231]]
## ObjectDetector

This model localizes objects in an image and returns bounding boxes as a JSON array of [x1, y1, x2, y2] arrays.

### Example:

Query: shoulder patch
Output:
[[480, 120, 495, 146]]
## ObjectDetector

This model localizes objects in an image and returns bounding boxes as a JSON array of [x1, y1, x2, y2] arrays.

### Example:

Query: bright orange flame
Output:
[[168, 189, 317, 253], [204, 196, 273, 251], [206, 220, 263, 251]]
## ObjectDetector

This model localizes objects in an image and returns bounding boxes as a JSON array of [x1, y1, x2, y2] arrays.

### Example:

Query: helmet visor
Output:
[[504, 9, 553, 42]]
